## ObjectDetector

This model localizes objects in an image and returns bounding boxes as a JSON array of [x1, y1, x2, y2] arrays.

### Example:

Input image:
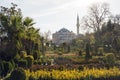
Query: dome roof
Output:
[[58, 28, 70, 33]]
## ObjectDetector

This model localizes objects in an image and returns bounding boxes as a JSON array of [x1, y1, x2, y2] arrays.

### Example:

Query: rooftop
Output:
[[58, 28, 70, 33]]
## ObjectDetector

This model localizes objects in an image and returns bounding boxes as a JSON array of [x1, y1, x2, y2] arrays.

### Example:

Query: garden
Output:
[[0, 2, 120, 80]]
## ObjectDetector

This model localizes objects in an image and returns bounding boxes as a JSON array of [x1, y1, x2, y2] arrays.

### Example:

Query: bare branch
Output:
[[82, 2, 110, 32]]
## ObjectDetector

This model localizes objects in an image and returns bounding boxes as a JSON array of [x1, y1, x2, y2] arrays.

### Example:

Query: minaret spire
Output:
[[76, 14, 80, 35]]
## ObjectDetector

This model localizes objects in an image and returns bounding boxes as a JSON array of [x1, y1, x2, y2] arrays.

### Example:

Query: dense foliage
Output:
[[0, 3, 41, 61]]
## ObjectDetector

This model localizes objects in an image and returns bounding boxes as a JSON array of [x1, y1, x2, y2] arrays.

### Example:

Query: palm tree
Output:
[[23, 17, 40, 54], [0, 3, 41, 59]]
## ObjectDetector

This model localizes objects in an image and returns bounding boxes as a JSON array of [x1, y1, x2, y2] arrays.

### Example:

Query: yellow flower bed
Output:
[[25, 67, 120, 80]]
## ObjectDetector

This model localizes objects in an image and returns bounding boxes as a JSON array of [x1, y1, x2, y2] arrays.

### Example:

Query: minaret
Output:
[[76, 14, 80, 36]]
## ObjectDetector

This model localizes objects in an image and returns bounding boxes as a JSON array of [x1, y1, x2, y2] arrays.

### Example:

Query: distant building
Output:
[[52, 14, 82, 45], [52, 28, 76, 45]]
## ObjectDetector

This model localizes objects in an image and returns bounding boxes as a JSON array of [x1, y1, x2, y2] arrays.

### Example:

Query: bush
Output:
[[42, 59, 47, 65], [25, 55, 34, 68], [58, 52, 62, 55], [18, 59, 27, 68], [98, 47, 104, 56], [33, 51, 40, 60], [115, 60, 120, 67], [47, 59, 52, 65], [20, 51, 27, 58], [9, 68, 26, 80], [105, 53, 115, 67], [85, 43, 91, 59], [38, 59, 42, 65], [78, 50, 82, 56], [33, 60, 38, 65], [59, 65, 65, 71], [14, 53, 20, 60]]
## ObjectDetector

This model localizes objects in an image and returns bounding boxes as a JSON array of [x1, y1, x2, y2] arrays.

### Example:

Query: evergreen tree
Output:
[[85, 43, 91, 59]]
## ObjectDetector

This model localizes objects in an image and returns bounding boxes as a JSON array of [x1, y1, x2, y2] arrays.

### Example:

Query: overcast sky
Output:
[[0, 0, 120, 35]]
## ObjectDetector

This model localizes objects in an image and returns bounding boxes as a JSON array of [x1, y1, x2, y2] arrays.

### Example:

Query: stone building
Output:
[[52, 15, 80, 45], [52, 28, 76, 45]]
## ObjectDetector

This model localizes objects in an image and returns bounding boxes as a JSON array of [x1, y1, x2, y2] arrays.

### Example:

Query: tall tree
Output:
[[0, 3, 41, 60], [82, 3, 110, 54], [0, 3, 23, 57], [83, 3, 110, 32], [22, 17, 41, 55], [85, 42, 91, 59]]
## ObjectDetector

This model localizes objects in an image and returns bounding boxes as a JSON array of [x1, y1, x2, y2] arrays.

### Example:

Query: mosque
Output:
[[52, 15, 82, 45]]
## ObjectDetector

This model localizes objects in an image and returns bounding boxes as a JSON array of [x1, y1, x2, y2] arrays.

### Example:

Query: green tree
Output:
[[25, 27, 40, 54], [83, 3, 110, 54], [0, 3, 41, 59], [112, 37, 120, 53], [0, 3, 23, 57], [85, 43, 91, 59], [105, 53, 115, 67]]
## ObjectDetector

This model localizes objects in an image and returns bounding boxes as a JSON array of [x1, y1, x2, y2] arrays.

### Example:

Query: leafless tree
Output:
[[82, 3, 110, 32], [110, 14, 120, 24]]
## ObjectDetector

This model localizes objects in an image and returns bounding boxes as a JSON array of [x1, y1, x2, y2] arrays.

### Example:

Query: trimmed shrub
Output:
[[115, 60, 120, 67], [38, 59, 42, 65], [47, 59, 52, 65], [42, 59, 47, 65], [85, 43, 91, 59], [33, 51, 40, 60], [20, 51, 27, 58], [33, 60, 38, 65], [59, 65, 65, 71], [58, 52, 62, 55], [78, 50, 82, 56], [9, 68, 26, 80], [14, 53, 20, 60], [98, 47, 104, 56], [25, 55, 34, 68], [105, 53, 115, 67]]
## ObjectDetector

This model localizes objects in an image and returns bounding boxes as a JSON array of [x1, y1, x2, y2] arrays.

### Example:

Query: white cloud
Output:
[[1, 0, 120, 34], [22, 0, 108, 18], [24, 0, 87, 18]]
